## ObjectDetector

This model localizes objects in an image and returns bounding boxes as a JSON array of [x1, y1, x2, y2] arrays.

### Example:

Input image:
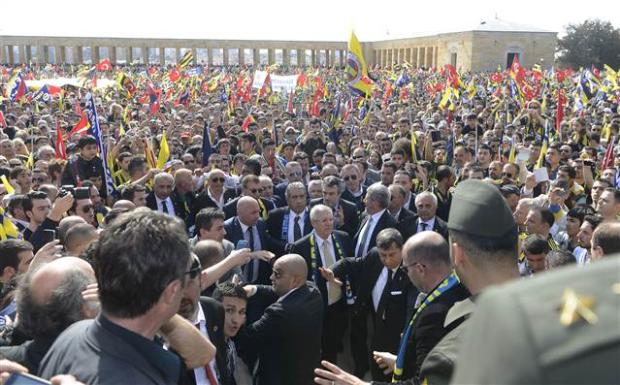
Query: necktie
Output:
[[293, 215, 302, 241], [356, 217, 373, 258], [378, 269, 393, 317], [322, 239, 342, 305], [420, 222, 428, 231], [194, 323, 219, 385], [161, 199, 169, 214], [245, 227, 256, 282]]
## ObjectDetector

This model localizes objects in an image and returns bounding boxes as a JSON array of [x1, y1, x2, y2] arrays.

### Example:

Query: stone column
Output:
[[223, 48, 230, 66], [282, 48, 289, 66], [142, 46, 149, 64], [207, 48, 214, 66], [329, 49, 336, 67], [7, 46, 15, 65], [90, 46, 98, 63], [18, 45, 26, 64], [56, 46, 65, 64], [42, 46, 50, 63], [310, 49, 316, 66], [426, 46, 432, 68], [159, 47, 165, 65], [192, 48, 198, 65], [253, 48, 260, 65], [109, 47, 116, 64], [417, 47, 423, 68], [127, 47, 133, 64], [297, 49, 305, 66], [434, 46, 439, 68], [267, 49, 274, 65], [0, 45, 5, 64], [237, 48, 244, 65], [339, 50, 345, 67], [75, 47, 83, 64]]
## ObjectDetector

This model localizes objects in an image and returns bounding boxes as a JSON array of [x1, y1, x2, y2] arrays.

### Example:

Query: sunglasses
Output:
[[502, 172, 513, 178], [184, 258, 202, 279], [210, 177, 225, 183], [184, 160, 195, 165], [249, 188, 260, 194], [343, 175, 358, 181]]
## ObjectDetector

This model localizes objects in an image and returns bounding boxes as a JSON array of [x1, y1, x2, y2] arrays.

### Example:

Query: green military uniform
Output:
[[452, 255, 620, 385]]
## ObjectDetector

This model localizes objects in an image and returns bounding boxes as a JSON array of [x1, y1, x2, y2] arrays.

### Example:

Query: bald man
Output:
[[240, 254, 323, 385], [224, 196, 275, 285], [0, 257, 97, 373]]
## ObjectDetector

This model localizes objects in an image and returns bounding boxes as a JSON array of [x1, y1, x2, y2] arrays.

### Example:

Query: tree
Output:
[[557, 19, 620, 69]]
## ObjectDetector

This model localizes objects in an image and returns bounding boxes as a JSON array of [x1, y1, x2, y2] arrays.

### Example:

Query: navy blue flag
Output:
[[201, 123, 213, 167]]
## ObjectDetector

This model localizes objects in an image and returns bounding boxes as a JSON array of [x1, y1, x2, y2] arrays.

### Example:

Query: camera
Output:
[[59, 185, 90, 200]]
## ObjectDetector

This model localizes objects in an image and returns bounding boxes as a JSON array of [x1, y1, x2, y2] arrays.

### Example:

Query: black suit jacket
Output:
[[333, 247, 417, 352], [191, 189, 236, 218], [0, 337, 56, 374], [146, 192, 184, 220], [341, 186, 367, 213], [238, 284, 323, 385], [179, 297, 230, 385], [273, 181, 289, 203], [399, 216, 449, 241], [223, 197, 274, 220], [290, 230, 353, 307], [354, 210, 398, 257], [266, 207, 313, 255], [401, 281, 469, 379], [396, 207, 416, 226], [310, 197, 360, 239], [223, 217, 273, 285]]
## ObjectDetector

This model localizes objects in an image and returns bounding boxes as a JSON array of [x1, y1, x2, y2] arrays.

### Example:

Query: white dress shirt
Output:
[[208, 188, 225, 210], [287, 210, 307, 244], [417, 216, 436, 233], [156, 196, 175, 216], [371, 266, 399, 311], [356, 209, 386, 258]]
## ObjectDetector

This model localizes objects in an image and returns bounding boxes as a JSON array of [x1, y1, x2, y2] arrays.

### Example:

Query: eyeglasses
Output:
[[249, 188, 260, 194], [81, 205, 94, 213], [502, 172, 513, 178], [401, 261, 424, 273], [352, 155, 364, 160], [288, 172, 302, 177], [343, 175, 358, 181], [33, 177, 46, 183], [184, 258, 202, 279], [210, 177, 225, 183]]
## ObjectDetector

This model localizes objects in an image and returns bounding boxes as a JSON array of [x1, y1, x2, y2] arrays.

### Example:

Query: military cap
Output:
[[448, 180, 516, 238]]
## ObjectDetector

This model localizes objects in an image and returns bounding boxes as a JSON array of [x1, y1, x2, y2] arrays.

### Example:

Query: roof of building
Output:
[[470, 18, 556, 33]]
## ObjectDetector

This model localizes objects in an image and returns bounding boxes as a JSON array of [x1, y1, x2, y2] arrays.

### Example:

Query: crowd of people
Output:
[[0, 59, 618, 385]]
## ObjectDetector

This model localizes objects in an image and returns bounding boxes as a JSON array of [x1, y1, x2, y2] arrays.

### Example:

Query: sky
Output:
[[2, 0, 619, 41]]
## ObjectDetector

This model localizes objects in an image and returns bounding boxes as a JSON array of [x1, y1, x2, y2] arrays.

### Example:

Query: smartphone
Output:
[[430, 130, 441, 142], [5, 373, 51, 385], [236, 240, 249, 250], [42, 229, 56, 244]]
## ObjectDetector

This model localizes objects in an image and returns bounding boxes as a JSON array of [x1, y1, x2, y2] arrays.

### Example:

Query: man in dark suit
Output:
[[239, 254, 323, 385], [400, 191, 448, 241], [39, 210, 216, 384], [146, 172, 183, 219], [171, 169, 197, 231], [291, 204, 353, 363], [266, 182, 312, 256], [330, 228, 417, 381], [340, 164, 367, 213], [273, 161, 305, 203], [223, 175, 274, 221], [224, 196, 273, 285], [350, 183, 398, 377], [192, 168, 236, 218], [310, 176, 360, 239], [178, 254, 229, 385], [394, 170, 417, 214], [388, 184, 416, 228]]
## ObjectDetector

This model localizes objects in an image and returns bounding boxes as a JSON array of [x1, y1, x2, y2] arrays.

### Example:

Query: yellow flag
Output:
[[0, 175, 15, 195], [536, 139, 548, 169], [410, 131, 418, 162], [157, 131, 170, 169], [346, 31, 372, 97]]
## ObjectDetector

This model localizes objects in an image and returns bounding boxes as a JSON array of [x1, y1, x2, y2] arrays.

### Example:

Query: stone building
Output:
[[0, 19, 556, 71]]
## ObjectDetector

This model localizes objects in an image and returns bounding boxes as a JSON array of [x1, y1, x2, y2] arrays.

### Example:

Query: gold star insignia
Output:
[[558, 288, 598, 327]]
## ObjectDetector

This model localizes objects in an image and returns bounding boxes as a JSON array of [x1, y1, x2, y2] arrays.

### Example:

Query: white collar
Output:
[[190, 301, 206, 325], [370, 209, 386, 222]]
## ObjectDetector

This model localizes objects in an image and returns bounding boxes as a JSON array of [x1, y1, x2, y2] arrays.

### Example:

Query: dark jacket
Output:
[[61, 155, 107, 196], [399, 216, 449, 242], [310, 197, 360, 239], [223, 217, 274, 285], [238, 284, 323, 385], [266, 207, 313, 255], [223, 197, 274, 220]]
